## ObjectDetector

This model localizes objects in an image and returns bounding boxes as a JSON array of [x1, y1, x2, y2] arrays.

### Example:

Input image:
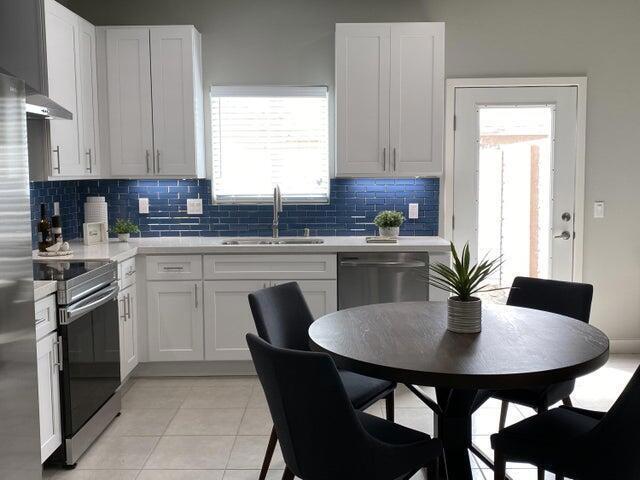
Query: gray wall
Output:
[[65, 0, 640, 348]]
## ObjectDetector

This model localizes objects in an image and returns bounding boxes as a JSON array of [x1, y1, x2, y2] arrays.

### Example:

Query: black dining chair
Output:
[[247, 333, 443, 480], [491, 364, 640, 480], [248, 282, 397, 479], [490, 276, 594, 431]]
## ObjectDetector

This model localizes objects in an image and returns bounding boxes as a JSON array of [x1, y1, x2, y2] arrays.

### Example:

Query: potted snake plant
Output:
[[419, 242, 503, 333]]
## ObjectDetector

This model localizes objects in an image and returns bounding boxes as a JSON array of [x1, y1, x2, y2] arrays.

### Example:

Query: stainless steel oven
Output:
[[34, 260, 121, 466]]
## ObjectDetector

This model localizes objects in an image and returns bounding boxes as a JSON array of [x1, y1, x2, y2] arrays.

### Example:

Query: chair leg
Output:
[[385, 391, 395, 422], [494, 451, 506, 480], [499, 400, 509, 430], [537, 468, 545, 480], [282, 467, 294, 480], [259, 425, 278, 480], [562, 396, 573, 407]]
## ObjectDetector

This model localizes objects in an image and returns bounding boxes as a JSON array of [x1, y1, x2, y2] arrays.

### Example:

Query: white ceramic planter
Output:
[[379, 226, 400, 237], [447, 296, 482, 333], [118, 233, 130, 242]]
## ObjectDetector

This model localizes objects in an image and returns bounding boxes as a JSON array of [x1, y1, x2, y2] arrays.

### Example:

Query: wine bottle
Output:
[[52, 215, 62, 244], [37, 204, 52, 252]]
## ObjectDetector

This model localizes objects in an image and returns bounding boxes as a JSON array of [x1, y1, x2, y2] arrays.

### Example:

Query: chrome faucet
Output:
[[272, 185, 283, 238]]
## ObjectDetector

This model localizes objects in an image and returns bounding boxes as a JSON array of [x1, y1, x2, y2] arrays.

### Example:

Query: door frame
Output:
[[442, 77, 587, 281]]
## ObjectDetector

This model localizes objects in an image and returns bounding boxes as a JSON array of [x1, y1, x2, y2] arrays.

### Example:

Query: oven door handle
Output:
[[339, 260, 427, 268], [60, 284, 120, 325]]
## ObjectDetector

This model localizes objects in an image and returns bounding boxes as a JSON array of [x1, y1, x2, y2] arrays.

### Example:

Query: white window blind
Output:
[[210, 86, 330, 203]]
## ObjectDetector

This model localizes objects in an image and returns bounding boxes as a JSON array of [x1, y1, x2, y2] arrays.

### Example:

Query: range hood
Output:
[[0, 0, 73, 120]]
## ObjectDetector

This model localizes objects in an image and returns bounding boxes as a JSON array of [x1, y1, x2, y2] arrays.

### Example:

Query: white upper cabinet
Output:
[[105, 27, 154, 176], [335, 22, 445, 177], [104, 25, 205, 178], [76, 18, 100, 176], [44, 0, 81, 176], [44, 0, 100, 178]]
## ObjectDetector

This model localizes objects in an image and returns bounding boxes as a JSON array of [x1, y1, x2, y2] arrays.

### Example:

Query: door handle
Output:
[[120, 296, 127, 321], [383, 147, 387, 171], [339, 260, 427, 268], [53, 146, 61, 173], [554, 231, 572, 240], [393, 148, 397, 171], [126, 293, 132, 320], [194, 283, 198, 309], [146, 150, 151, 173], [85, 148, 92, 173], [54, 337, 64, 371], [156, 150, 161, 173]]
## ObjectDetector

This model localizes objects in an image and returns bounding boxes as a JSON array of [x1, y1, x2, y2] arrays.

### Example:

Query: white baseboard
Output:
[[609, 340, 640, 354], [133, 361, 256, 377]]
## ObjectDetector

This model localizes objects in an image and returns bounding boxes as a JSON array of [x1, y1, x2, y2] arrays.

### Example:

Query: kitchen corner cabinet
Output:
[[335, 22, 445, 177], [37, 331, 62, 463], [44, 0, 100, 178], [147, 280, 204, 361], [118, 284, 139, 380], [104, 25, 205, 178]]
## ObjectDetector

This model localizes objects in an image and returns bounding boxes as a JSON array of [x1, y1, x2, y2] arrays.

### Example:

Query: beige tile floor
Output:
[[43, 354, 639, 480]]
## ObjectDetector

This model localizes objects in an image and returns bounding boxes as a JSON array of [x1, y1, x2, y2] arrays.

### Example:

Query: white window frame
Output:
[[210, 85, 331, 204]]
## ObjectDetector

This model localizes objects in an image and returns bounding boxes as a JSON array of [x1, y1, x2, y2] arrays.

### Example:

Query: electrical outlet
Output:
[[408, 203, 419, 219], [187, 198, 203, 215], [139, 198, 149, 214], [593, 200, 605, 218]]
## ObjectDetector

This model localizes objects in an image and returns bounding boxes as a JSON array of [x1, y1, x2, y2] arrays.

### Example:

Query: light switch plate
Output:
[[593, 200, 605, 218], [139, 198, 149, 214], [187, 198, 203, 215], [53, 202, 60, 216], [408, 203, 419, 219]]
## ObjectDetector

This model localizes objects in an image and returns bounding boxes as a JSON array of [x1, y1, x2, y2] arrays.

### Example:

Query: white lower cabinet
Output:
[[147, 280, 204, 361], [119, 283, 139, 380], [37, 331, 62, 463], [204, 280, 337, 361]]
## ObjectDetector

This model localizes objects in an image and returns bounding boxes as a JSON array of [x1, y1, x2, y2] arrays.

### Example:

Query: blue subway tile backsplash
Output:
[[29, 178, 439, 246]]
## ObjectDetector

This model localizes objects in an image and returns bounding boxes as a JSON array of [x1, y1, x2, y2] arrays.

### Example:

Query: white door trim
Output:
[[442, 77, 587, 281]]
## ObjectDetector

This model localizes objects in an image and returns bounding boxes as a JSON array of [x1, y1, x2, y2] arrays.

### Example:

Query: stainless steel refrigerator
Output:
[[0, 71, 42, 479]]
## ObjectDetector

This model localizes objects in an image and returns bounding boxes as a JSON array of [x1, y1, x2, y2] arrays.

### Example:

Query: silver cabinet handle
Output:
[[162, 266, 184, 271], [383, 147, 387, 171], [554, 231, 572, 240], [194, 283, 198, 309], [85, 148, 92, 173], [156, 149, 161, 173], [393, 147, 397, 171], [126, 293, 132, 320], [53, 146, 61, 173], [339, 260, 427, 268], [120, 296, 127, 321], [54, 337, 63, 371], [146, 150, 151, 173]]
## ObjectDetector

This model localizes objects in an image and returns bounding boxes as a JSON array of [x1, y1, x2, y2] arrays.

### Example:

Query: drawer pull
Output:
[[125, 269, 136, 277], [35, 317, 47, 324], [162, 266, 185, 271]]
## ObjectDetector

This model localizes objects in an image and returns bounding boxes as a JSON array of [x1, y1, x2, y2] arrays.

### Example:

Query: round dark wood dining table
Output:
[[308, 301, 609, 480]]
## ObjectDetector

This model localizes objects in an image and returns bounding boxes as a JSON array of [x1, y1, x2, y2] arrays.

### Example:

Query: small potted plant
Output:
[[373, 210, 405, 237], [419, 242, 503, 333], [111, 218, 140, 242]]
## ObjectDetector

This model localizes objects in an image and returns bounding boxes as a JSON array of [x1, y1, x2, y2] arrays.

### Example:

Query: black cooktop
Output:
[[33, 261, 111, 282]]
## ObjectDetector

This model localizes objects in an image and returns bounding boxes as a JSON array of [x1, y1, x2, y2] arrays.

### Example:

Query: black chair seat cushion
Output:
[[490, 380, 575, 409], [340, 370, 395, 409], [491, 406, 600, 472]]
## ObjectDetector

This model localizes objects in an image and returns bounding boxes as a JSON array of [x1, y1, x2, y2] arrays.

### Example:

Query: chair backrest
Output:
[[246, 333, 372, 478], [507, 276, 593, 323], [248, 281, 315, 350], [583, 364, 640, 477]]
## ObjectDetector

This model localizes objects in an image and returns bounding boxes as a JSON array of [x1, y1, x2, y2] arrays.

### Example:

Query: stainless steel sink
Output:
[[221, 237, 324, 246]]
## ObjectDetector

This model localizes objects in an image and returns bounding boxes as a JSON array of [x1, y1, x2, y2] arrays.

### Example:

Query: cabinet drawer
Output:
[[204, 254, 337, 280], [119, 257, 137, 289], [146, 255, 203, 280], [35, 294, 57, 341]]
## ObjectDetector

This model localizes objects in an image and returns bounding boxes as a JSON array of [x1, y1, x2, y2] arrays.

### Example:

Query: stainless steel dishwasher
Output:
[[337, 252, 429, 309]]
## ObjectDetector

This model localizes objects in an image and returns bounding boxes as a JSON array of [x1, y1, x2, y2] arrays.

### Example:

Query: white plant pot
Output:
[[447, 297, 482, 333], [378, 226, 400, 237], [118, 233, 130, 242]]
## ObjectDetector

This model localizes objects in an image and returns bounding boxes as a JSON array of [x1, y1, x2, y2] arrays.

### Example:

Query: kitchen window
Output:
[[210, 85, 330, 203]]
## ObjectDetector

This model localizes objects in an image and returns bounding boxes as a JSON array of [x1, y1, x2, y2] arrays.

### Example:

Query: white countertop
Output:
[[34, 280, 57, 301], [33, 236, 450, 262]]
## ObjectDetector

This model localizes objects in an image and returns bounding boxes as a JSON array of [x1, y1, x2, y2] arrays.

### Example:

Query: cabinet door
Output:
[[335, 24, 390, 177], [77, 18, 100, 176], [147, 281, 204, 361], [273, 280, 337, 319], [389, 23, 445, 176], [37, 332, 62, 463], [150, 26, 200, 176], [44, 0, 81, 176], [119, 284, 138, 380], [106, 27, 154, 176], [203, 280, 263, 361]]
